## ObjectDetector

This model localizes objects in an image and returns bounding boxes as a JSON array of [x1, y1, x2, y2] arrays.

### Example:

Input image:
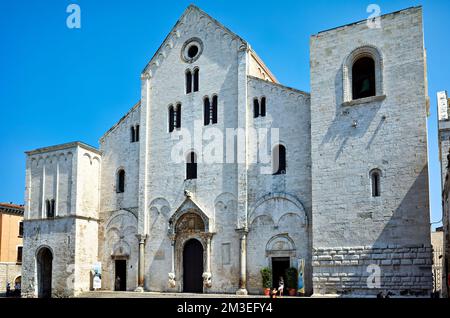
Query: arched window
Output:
[[193, 68, 199, 92], [135, 125, 140, 142], [169, 105, 175, 132], [370, 169, 381, 197], [273, 145, 286, 175], [117, 169, 125, 193], [204, 97, 210, 126], [352, 57, 376, 100], [253, 98, 260, 118], [186, 70, 192, 94], [260, 97, 266, 117], [176, 104, 181, 129], [212, 95, 218, 124], [131, 126, 136, 143], [186, 152, 197, 180]]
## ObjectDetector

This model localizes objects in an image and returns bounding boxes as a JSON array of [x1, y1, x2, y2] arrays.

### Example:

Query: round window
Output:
[[187, 45, 199, 59], [181, 38, 203, 63]]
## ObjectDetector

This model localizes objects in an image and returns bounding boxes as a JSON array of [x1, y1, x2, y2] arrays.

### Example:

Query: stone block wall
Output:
[[313, 245, 432, 296]]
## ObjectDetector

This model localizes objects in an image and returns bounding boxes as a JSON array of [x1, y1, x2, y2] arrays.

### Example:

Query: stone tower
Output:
[[310, 7, 432, 296], [21, 142, 101, 297]]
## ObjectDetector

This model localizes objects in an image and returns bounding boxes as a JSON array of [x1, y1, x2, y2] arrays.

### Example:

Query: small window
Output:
[[169, 105, 175, 132], [46, 200, 54, 218], [204, 96, 218, 126], [212, 95, 218, 124], [18, 222, 23, 237], [260, 97, 266, 117], [370, 169, 381, 197], [135, 125, 140, 142], [131, 126, 136, 143], [193, 68, 199, 92], [186, 152, 197, 180], [17, 246, 23, 263], [51, 199, 55, 217], [117, 169, 125, 193], [176, 104, 181, 129], [186, 70, 192, 94], [204, 97, 211, 126], [253, 98, 260, 118], [273, 145, 286, 175], [352, 57, 376, 100]]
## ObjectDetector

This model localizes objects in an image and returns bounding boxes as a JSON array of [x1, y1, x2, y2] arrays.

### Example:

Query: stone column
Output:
[[135, 234, 147, 292], [168, 235, 176, 289], [236, 229, 248, 295], [202, 234, 212, 289]]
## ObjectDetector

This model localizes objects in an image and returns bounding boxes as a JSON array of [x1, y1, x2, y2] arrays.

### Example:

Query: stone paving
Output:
[[77, 291, 286, 299]]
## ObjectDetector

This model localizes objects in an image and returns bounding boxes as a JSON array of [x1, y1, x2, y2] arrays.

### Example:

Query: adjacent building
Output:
[[431, 228, 444, 296], [0, 203, 24, 295], [438, 90, 450, 298], [22, 5, 432, 297]]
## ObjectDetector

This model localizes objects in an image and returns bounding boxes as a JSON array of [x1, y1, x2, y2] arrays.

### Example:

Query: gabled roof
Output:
[[25, 141, 101, 156], [141, 4, 277, 82]]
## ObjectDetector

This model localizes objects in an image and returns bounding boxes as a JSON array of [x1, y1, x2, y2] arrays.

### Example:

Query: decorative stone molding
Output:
[[342, 45, 384, 104], [168, 272, 176, 288], [202, 272, 212, 288]]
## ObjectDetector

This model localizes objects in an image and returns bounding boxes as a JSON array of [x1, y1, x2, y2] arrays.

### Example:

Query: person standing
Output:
[[115, 276, 121, 291], [278, 276, 284, 297]]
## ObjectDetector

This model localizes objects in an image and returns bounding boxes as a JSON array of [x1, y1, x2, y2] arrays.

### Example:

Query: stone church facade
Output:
[[21, 5, 432, 297]]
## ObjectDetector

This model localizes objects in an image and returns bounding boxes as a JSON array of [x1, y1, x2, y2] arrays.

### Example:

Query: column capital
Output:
[[235, 228, 249, 236], [136, 234, 148, 243]]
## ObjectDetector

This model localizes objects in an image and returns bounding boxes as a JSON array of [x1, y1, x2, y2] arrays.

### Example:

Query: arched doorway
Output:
[[183, 239, 203, 293], [37, 247, 53, 298]]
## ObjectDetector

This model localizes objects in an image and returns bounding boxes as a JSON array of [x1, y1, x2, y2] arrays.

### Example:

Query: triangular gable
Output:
[[141, 4, 276, 82]]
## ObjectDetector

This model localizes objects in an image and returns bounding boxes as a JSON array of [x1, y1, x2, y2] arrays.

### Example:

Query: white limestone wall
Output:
[[23, 144, 101, 297], [26, 150, 74, 219], [310, 7, 431, 295], [76, 151, 101, 219], [74, 219, 99, 294], [21, 218, 76, 297], [141, 7, 244, 292], [98, 105, 141, 291], [246, 77, 312, 294], [99, 105, 141, 214]]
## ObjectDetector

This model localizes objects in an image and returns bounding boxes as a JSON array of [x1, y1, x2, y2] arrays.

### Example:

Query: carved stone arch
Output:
[[249, 192, 308, 227], [277, 212, 306, 229], [343, 45, 384, 103], [82, 153, 92, 165], [250, 214, 275, 229], [265, 234, 296, 257], [214, 192, 237, 213], [35, 244, 54, 258], [105, 210, 138, 260], [104, 209, 138, 232], [168, 197, 210, 235], [149, 197, 171, 219]]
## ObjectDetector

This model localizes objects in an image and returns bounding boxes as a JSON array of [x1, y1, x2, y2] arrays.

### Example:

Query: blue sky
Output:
[[0, 0, 448, 229]]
